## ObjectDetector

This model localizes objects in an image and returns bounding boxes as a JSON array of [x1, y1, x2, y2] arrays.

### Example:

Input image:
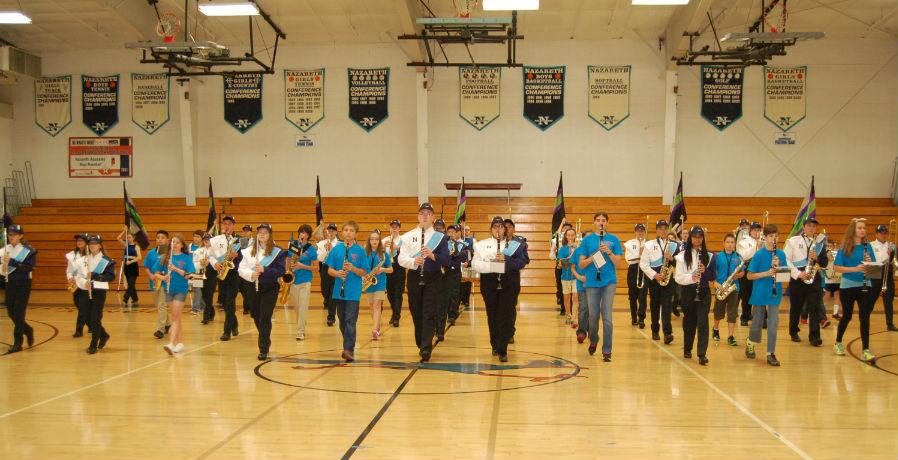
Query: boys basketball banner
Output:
[[285, 69, 325, 132], [459, 66, 500, 130], [348, 67, 389, 132], [223, 73, 263, 133], [523, 66, 565, 130], [587, 65, 630, 131], [82, 75, 119, 136], [700, 65, 743, 131], [131, 73, 170, 135], [34, 75, 72, 137], [764, 66, 806, 132]]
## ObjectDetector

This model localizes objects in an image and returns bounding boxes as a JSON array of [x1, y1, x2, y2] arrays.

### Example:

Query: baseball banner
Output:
[[34, 75, 72, 137], [522, 66, 565, 130], [700, 65, 743, 131], [223, 73, 263, 133], [348, 67, 389, 132], [587, 65, 630, 131], [764, 65, 806, 132], [82, 75, 119, 136], [131, 73, 170, 135], [285, 69, 325, 132], [459, 66, 500, 130]]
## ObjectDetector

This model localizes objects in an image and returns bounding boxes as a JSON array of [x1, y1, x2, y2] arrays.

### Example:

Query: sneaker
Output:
[[664, 335, 674, 345], [767, 354, 781, 366], [296, 332, 305, 341], [602, 353, 611, 362], [637, 320, 645, 329], [163, 343, 174, 356], [790, 334, 801, 343], [652, 332, 660, 340], [588, 343, 597, 355], [861, 349, 876, 362], [727, 336, 738, 347], [821, 319, 831, 329], [745, 342, 756, 359], [698, 356, 709, 366], [712, 329, 721, 343], [174, 343, 184, 353], [153, 330, 164, 339], [341, 350, 354, 362], [832, 312, 842, 320], [565, 315, 572, 325], [800, 318, 808, 325], [833, 342, 845, 356], [576, 331, 587, 344]]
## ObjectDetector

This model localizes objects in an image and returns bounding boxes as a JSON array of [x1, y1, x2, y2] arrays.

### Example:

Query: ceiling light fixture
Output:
[[482, 0, 540, 11], [197, 1, 260, 17], [631, 0, 689, 5], [0, 11, 32, 24]]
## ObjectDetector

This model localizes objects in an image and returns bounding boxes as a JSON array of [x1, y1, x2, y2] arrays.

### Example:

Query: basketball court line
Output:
[[636, 328, 813, 460]]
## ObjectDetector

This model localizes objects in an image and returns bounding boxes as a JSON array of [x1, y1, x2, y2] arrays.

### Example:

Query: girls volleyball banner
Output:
[[82, 75, 119, 136], [348, 67, 389, 132], [223, 73, 263, 134], [130, 73, 170, 135], [764, 66, 807, 132], [523, 65, 565, 130], [587, 65, 630, 131], [34, 75, 72, 137], [459, 66, 500, 130], [700, 65, 743, 131], [285, 69, 325, 132]]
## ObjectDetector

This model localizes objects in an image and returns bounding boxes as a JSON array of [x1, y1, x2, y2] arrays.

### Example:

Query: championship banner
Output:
[[764, 66, 806, 132], [700, 65, 743, 131], [285, 69, 325, 132], [459, 66, 500, 130], [131, 73, 170, 135], [82, 75, 119, 136], [223, 73, 263, 133], [348, 67, 389, 132], [34, 75, 72, 137], [522, 66, 564, 130], [587, 65, 630, 131], [68, 137, 133, 178]]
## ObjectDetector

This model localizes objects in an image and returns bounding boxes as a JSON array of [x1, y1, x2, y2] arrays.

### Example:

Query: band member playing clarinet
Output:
[[326, 221, 368, 362], [833, 218, 879, 362], [578, 211, 624, 361], [625, 223, 648, 328], [639, 220, 679, 344], [745, 224, 787, 367], [81, 235, 115, 355], [238, 224, 287, 361], [66, 233, 90, 336], [674, 226, 717, 365], [785, 217, 828, 346], [1, 225, 36, 353], [383, 220, 405, 327], [870, 224, 898, 331]]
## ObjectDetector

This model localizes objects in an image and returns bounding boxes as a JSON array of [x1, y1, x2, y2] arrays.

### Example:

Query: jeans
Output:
[[748, 305, 780, 354], [334, 299, 360, 351], [585, 284, 616, 354], [192, 286, 205, 312], [577, 289, 588, 335]]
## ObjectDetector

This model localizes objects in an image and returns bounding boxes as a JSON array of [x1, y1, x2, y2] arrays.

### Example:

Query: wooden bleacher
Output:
[[15, 196, 898, 296]]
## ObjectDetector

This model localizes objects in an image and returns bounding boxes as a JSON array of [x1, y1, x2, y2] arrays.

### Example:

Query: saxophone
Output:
[[658, 239, 675, 286], [217, 235, 236, 281], [803, 230, 826, 285], [715, 259, 745, 301], [362, 254, 385, 292]]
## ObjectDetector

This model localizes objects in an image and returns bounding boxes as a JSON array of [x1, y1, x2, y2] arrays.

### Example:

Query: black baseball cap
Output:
[[739, 218, 749, 226], [804, 218, 819, 225], [202, 233, 212, 240], [242, 225, 252, 231], [490, 216, 504, 227], [434, 219, 446, 228], [750, 221, 763, 229], [503, 218, 515, 227], [419, 202, 435, 213], [655, 219, 669, 229], [6, 224, 23, 235], [87, 234, 102, 244], [222, 215, 235, 223], [326, 223, 338, 231], [876, 224, 888, 233], [690, 226, 705, 236], [74, 233, 89, 241], [389, 220, 401, 227], [448, 224, 460, 231], [257, 223, 272, 233], [635, 223, 646, 231]]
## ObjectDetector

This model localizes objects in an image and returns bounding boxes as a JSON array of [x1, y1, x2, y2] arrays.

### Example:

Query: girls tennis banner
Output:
[[700, 65, 743, 131], [34, 75, 72, 137], [459, 66, 500, 130], [587, 65, 630, 131], [223, 73, 263, 133], [131, 73, 170, 135], [764, 66, 806, 132], [348, 67, 389, 132], [285, 69, 325, 132], [82, 75, 119, 136], [523, 66, 565, 130]]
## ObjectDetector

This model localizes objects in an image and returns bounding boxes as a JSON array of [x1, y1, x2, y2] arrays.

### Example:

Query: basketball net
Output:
[[453, 0, 479, 18], [156, 12, 182, 43], [763, 2, 789, 33]]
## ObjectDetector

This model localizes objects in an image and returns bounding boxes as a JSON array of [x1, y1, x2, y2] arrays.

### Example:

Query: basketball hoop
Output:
[[156, 12, 182, 43], [453, 0, 480, 18]]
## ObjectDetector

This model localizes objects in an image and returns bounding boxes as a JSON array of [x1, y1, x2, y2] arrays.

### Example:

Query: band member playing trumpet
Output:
[[326, 221, 368, 362], [557, 228, 579, 326], [737, 222, 763, 326], [81, 234, 115, 355], [833, 218, 879, 362], [785, 218, 828, 346], [870, 224, 898, 331], [577, 211, 624, 361], [67, 233, 90, 336], [745, 224, 787, 367], [115, 230, 142, 311], [674, 227, 716, 365], [143, 230, 170, 340], [238, 224, 287, 361], [1, 225, 37, 354], [363, 229, 392, 340], [153, 234, 195, 356], [639, 220, 679, 343], [317, 223, 340, 327], [625, 223, 648, 328], [210, 216, 242, 341], [713, 234, 744, 347], [287, 225, 317, 341], [383, 220, 405, 327]]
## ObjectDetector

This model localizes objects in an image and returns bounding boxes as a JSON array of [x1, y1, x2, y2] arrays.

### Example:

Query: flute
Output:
[[255, 239, 261, 292]]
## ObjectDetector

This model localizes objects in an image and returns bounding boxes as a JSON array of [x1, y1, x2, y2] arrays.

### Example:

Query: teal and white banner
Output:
[[764, 66, 806, 132], [131, 73, 170, 135], [285, 69, 325, 132], [348, 67, 389, 132], [34, 75, 72, 137], [523, 65, 564, 130], [459, 66, 500, 130], [587, 65, 630, 131]]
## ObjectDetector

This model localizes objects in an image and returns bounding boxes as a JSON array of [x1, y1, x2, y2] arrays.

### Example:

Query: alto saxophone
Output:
[[803, 231, 826, 285], [217, 235, 236, 281], [362, 254, 385, 292], [658, 239, 675, 286], [716, 259, 745, 301]]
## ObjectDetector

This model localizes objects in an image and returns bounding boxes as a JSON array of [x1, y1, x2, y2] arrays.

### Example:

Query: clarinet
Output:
[[770, 237, 779, 296], [340, 239, 349, 298], [418, 227, 426, 286], [693, 247, 705, 301], [861, 241, 870, 293], [596, 228, 606, 281], [496, 233, 504, 291], [254, 240, 261, 292]]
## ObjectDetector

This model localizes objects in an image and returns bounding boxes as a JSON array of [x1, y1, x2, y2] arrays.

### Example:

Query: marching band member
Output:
[[737, 222, 763, 326], [674, 226, 717, 365], [557, 228, 579, 326], [143, 230, 170, 340], [573, 229, 593, 342], [81, 235, 115, 355], [432, 219, 450, 339], [824, 239, 842, 319], [745, 224, 786, 367], [189, 230, 206, 315], [736, 218, 750, 241], [238, 223, 287, 361], [577, 211, 624, 361], [1, 225, 36, 353], [363, 229, 392, 340], [153, 234, 195, 355], [504, 218, 529, 344], [200, 233, 217, 325], [458, 225, 477, 311], [326, 221, 368, 362], [784, 218, 827, 346], [383, 220, 405, 327], [287, 225, 317, 341], [210, 216, 241, 341], [639, 220, 679, 343], [550, 219, 572, 315], [397, 203, 450, 362], [833, 219, 879, 362], [444, 224, 468, 328], [671, 227, 690, 317], [624, 224, 648, 328], [66, 233, 90, 336], [115, 230, 141, 311], [712, 233, 744, 347], [238, 224, 254, 316], [870, 224, 898, 331], [316, 223, 340, 327]]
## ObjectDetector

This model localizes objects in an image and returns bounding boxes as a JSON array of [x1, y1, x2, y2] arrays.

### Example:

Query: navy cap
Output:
[[242, 225, 252, 231], [389, 219, 401, 227], [739, 218, 750, 226], [74, 233, 88, 241], [504, 218, 515, 227], [690, 226, 705, 236], [434, 219, 446, 228], [876, 224, 888, 233], [6, 224, 23, 235], [490, 216, 505, 227], [655, 219, 669, 229], [256, 223, 272, 233], [635, 223, 646, 231], [202, 233, 212, 240], [419, 202, 435, 213], [326, 223, 338, 231], [448, 224, 460, 231], [87, 234, 102, 244], [804, 217, 819, 225], [222, 215, 236, 223], [750, 221, 762, 229]]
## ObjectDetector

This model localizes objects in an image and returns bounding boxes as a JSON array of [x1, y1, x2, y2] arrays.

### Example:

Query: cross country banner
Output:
[[285, 69, 325, 132], [223, 73, 263, 133], [459, 66, 500, 130], [34, 75, 72, 137], [82, 75, 119, 136], [522, 66, 564, 130], [764, 66, 806, 132], [587, 65, 630, 131], [131, 73, 170, 135], [348, 67, 389, 132], [700, 65, 743, 131]]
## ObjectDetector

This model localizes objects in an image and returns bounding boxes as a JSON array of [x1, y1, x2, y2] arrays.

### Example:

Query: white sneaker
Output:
[[173, 343, 185, 353], [163, 343, 174, 356], [296, 332, 305, 341]]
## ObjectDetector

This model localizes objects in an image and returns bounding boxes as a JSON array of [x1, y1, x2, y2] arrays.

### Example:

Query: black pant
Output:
[[437, 268, 462, 336], [480, 272, 519, 356], [554, 267, 563, 308], [202, 267, 218, 321], [74, 289, 90, 332], [682, 288, 711, 357], [789, 277, 822, 341], [82, 289, 109, 347], [319, 264, 335, 322], [740, 277, 754, 323], [627, 264, 647, 322], [407, 269, 442, 354], [459, 280, 472, 306], [250, 281, 278, 354], [123, 274, 139, 304], [218, 271, 240, 336], [6, 279, 33, 347], [647, 277, 673, 336], [239, 278, 252, 314], [386, 263, 406, 322], [873, 278, 895, 326], [836, 286, 876, 349]]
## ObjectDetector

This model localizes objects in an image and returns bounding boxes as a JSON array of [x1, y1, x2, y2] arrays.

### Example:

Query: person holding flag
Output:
[[550, 172, 567, 314]]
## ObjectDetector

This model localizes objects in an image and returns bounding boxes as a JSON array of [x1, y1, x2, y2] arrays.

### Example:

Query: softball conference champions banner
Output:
[[131, 73, 170, 135], [700, 65, 743, 131], [285, 69, 325, 132], [223, 73, 263, 133], [459, 66, 500, 130], [82, 75, 119, 136], [587, 65, 630, 131], [764, 66, 806, 132], [348, 67, 389, 132], [68, 137, 133, 178], [34, 75, 72, 137], [522, 66, 564, 130]]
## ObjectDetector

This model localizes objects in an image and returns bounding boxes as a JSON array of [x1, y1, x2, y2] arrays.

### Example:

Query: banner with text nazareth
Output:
[[522, 66, 565, 130], [587, 65, 630, 131], [764, 66, 807, 132], [223, 73, 263, 133], [131, 73, 170, 135], [459, 66, 500, 130], [34, 75, 72, 137], [285, 69, 325, 132], [700, 65, 743, 131], [82, 75, 120, 136]]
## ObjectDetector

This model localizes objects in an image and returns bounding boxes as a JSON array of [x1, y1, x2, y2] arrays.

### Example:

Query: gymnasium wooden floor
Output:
[[0, 292, 896, 459]]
